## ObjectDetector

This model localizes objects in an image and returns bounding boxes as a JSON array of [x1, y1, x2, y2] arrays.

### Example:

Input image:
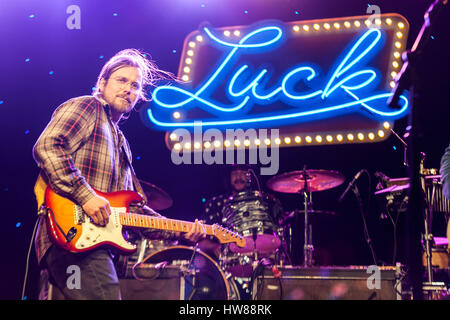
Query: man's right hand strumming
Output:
[[82, 195, 111, 227]]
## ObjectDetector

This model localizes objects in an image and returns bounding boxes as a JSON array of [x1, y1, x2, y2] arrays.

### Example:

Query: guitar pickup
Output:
[[74, 205, 85, 225]]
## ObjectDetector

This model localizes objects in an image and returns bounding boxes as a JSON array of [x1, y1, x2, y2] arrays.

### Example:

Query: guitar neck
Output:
[[119, 212, 215, 236]]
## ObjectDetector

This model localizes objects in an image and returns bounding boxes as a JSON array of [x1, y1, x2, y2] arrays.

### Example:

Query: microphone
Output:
[[338, 170, 364, 203]]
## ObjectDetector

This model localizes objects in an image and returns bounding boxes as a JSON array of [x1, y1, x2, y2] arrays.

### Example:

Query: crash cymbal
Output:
[[139, 179, 173, 211], [267, 169, 345, 193]]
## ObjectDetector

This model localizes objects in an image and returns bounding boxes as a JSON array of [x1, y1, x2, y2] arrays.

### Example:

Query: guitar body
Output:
[[45, 187, 143, 254]]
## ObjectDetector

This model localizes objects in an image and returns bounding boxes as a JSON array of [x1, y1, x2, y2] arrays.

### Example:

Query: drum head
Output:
[[142, 246, 230, 300]]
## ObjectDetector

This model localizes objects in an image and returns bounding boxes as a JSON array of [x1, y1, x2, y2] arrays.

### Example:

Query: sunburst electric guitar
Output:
[[43, 186, 245, 254]]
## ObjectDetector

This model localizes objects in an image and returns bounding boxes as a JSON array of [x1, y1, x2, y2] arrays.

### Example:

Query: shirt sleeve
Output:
[[32, 97, 98, 206], [440, 145, 450, 200]]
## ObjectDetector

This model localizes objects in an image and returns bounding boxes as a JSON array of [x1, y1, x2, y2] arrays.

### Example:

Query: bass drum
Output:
[[142, 246, 240, 300]]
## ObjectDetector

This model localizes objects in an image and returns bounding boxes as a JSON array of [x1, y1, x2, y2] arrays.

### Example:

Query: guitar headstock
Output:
[[212, 224, 246, 248]]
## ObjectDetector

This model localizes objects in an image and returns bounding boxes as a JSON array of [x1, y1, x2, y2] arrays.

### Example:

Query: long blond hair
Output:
[[93, 48, 174, 103]]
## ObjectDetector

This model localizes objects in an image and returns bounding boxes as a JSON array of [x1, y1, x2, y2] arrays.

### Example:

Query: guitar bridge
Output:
[[74, 205, 85, 225]]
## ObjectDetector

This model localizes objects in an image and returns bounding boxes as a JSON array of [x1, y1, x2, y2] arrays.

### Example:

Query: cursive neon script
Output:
[[148, 25, 408, 128]]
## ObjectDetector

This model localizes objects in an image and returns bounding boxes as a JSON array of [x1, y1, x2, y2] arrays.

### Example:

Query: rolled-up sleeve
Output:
[[33, 98, 97, 205]]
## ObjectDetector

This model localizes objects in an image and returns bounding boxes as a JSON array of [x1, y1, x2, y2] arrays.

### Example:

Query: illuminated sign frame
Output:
[[142, 14, 409, 150]]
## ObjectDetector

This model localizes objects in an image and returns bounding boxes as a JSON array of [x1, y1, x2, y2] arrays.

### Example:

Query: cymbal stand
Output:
[[301, 167, 314, 267], [420, 153, 434, 284]]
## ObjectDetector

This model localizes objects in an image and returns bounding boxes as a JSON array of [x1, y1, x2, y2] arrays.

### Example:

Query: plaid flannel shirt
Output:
[[33, 95, 134, 265]]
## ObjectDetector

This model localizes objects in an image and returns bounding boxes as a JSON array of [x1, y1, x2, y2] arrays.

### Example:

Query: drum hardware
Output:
[[267, 168, 345, 267]]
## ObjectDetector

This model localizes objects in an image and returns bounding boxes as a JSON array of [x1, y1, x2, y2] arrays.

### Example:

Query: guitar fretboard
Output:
[[118, 212, 215, 236]]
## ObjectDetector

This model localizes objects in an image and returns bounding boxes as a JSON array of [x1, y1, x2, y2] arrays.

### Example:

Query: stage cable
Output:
[[21, 216, 40, 300]]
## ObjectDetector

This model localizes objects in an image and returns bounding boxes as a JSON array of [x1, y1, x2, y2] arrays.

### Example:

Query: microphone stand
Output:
[[301, 167, 313, 267], [388, 0, 448, 300], [352, 185, 378, 265]]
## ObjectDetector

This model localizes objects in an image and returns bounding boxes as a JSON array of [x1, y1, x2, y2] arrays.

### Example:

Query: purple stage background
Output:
[[0, 0, 448, 300]]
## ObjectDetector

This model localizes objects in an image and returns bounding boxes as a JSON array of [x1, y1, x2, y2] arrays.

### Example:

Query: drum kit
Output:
[[123, 166, 449, 299], [126, 168, 354, 300]]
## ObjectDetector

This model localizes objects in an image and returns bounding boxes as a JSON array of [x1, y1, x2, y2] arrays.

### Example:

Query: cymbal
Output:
[[139, 179, 173, 211], [267, 169, 345, 193]]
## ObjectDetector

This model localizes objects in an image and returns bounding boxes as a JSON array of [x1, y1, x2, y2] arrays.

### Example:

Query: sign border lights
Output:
[[143, 14, 409, 150]]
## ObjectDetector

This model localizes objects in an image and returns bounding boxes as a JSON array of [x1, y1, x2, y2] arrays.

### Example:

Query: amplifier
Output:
[[252, 265, 404, 300], [119, 264, 186, 300]]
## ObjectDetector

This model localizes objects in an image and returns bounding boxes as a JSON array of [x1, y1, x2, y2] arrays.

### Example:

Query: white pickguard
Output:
[[75, 208, 136, 252]]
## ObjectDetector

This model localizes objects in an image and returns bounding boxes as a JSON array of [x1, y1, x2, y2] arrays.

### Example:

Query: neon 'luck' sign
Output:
[[146, 21, 409, 129]]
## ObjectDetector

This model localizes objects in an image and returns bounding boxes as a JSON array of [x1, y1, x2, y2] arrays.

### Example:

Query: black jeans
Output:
[[43, 245, 121, 300]]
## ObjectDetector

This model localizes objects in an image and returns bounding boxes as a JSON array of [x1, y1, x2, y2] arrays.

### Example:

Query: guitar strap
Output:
[[121, 145, 148, 205]]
